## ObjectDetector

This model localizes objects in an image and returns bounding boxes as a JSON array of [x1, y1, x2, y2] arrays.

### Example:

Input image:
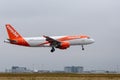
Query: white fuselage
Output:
[[23, 36, 94, 47]]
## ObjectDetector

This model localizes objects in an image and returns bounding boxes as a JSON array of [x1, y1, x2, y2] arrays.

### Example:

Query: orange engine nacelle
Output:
[[58, 41, 70, 49]]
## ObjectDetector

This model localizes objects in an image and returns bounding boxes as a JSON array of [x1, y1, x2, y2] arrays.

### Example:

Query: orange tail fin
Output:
[[5, 24, 30, 46], [6, 24, 22, 40]]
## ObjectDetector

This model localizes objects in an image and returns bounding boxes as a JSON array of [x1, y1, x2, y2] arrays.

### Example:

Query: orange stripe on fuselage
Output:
[[57, 35, 89, 41], [38, 35, 89, 46]]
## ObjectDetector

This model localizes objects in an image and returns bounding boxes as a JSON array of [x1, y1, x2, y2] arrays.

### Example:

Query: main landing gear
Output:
[[51, 47, 55, 52], [82, 45, 84, 50]]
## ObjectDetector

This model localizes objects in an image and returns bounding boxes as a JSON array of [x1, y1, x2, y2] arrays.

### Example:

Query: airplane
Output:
[[4, 24, 95, 52]]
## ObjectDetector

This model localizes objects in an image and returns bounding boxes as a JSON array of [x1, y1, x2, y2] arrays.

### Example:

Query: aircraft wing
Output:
[[43, 35, 61, 47]]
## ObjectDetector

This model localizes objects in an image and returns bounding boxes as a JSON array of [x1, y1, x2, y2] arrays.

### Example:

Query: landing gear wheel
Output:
[[82, 45, 84, 50], [82, 47, 84, 50], [51, 47, 55, 52]]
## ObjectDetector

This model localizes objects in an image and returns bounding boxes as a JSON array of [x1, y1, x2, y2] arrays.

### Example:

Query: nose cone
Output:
[[89, 39, 95, 44]]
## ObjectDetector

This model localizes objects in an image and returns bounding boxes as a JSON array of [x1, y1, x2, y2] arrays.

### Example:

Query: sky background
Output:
[[0, 0, 120, 72]]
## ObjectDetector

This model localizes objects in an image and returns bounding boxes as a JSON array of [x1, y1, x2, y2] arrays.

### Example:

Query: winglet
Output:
[[43, 35, 47, 38]]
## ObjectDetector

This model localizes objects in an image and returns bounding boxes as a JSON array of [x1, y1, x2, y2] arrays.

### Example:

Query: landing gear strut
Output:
[[51, 47, 55, 52], [82, 45, 84, 50]]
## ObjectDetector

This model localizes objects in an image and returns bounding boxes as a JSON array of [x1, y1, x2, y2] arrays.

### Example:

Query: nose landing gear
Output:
[[82, 45, 84, 50]]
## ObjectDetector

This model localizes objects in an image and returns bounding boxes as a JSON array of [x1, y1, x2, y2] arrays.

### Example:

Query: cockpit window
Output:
[[87, 37, 90, 39]]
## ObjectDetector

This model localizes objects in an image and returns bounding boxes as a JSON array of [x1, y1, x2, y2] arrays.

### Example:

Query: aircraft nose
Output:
[[89, 39, 95, 44]]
